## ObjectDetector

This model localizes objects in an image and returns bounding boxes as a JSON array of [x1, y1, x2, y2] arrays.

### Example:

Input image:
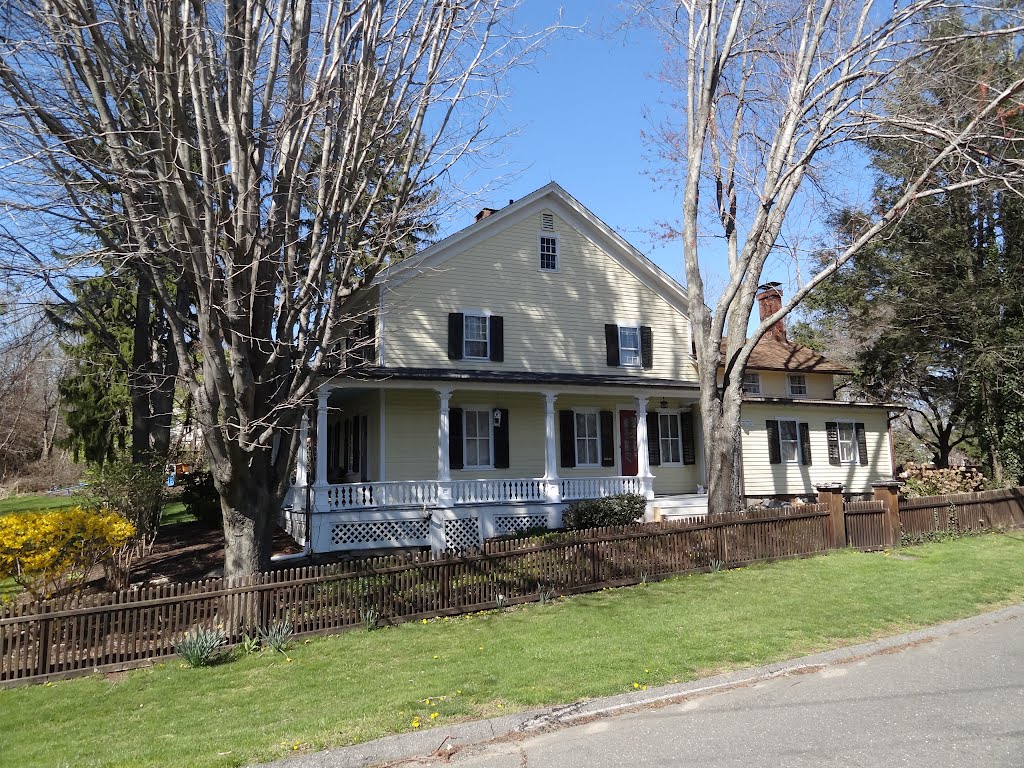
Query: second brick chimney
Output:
[[756, 282, 787, 343], [475, 207, 499, 222]]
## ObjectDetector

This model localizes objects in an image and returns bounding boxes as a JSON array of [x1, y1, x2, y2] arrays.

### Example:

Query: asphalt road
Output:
[[445, 612, 1024, 768]]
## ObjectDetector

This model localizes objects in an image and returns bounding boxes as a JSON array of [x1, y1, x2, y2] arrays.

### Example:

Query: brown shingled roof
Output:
[[720, 336, 852, 374]]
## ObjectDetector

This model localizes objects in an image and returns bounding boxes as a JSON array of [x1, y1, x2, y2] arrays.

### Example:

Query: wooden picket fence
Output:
[[898, 487, 1024, 536], [3, 487, 1021, 687], [1, 507, 830, 686]]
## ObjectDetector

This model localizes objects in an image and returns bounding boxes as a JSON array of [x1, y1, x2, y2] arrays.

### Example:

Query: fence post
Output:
[[816, 483, 846, 549], [872, 481, 904, 547]]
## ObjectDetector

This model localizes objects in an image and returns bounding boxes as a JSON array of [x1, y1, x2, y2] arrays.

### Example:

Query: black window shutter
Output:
[[605, 324, 620, 367], [343, 418, 350, 471], [351, 417, 361, 474], [799, 422, 812, 465], [640, 326, 654, 370], [766, 420, 782, 465], [359, 415, 368, 481], [449, 408, 464, 470], [854, 422, 869, 466], [447, 313, 464, 360], [559, 410, 576, 468], [646, 412, 661, 466], [494, 408, 510, 468], [489, 315, 504, 362], [344, 336, 353, 369], [681, 411, 696, 465], [599, 410, 615, 467], [825, 422, 840, 465], [363, 317, 376, 365]]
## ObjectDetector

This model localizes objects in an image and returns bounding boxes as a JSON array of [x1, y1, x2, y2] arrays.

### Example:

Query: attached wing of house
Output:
[[729, 284, 898, 502], [282, 185, 896, 554]]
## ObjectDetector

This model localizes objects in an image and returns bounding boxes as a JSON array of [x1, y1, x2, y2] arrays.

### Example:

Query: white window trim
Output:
[[835, 419, 861, 465], [616, 322, 642, 369], [573, 408, 602, 468], [775, 416, 803, 465], [742, 372, 761, 395], [787, 373, 808, 398], [538, 232, 560, 273], [461, 310, 491, 360], [657, 410, 683, 467], [462, 405, 495, 470]]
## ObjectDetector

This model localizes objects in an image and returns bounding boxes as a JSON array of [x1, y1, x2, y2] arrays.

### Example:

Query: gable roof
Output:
[[372, 182, 690, 316], [723, 336, 853, 374]]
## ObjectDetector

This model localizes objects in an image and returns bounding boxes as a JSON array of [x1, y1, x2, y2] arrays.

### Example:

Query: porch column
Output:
[[315, 386, 330, 487], [635, 396, 655, 499], [435, 388, 454, 510], [295, 412, 310, 487], [542, 391, 561, 503]]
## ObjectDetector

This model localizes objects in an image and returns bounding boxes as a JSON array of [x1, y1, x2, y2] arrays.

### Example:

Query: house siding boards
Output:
[[380, 210, 695, 380], [749, 371, 834, 399], [740, 404, 892, 497]]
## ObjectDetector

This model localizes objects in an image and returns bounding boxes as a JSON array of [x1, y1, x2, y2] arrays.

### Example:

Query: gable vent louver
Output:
[[541, 212, 554, 231]]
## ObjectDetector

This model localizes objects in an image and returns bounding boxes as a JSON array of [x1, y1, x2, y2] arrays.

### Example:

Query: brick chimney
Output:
[[475, 207, 499, 222], [756, 282, 787, 342]]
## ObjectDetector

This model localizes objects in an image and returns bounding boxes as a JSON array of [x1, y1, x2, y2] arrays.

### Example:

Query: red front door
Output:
[[619, 410, 639, 476]]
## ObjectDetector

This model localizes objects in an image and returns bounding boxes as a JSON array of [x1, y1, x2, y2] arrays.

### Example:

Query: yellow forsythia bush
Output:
[[0, 507, 135, 599]]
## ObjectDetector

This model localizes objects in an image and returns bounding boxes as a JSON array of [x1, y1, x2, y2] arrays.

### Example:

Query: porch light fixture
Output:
[[493, 409, 503, 427], [660, 399, 669, 410]]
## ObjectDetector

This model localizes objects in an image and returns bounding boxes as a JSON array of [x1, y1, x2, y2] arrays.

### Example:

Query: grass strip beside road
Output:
[[1, 534, 1022, 768]]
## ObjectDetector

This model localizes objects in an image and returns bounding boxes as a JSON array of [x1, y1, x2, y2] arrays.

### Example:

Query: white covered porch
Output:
[[282, 378, 709, 553]]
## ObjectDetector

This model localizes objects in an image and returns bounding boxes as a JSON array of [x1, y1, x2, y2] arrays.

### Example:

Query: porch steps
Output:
[[649, 493, 709, 522]]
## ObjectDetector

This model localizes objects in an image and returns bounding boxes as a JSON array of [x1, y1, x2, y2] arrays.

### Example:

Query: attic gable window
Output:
[[539, 234, 558, 271], [788, 373, 808, 397], [618, 326, 641, 367], [742, 372, 761, 394], [463, 314, 489, 359]]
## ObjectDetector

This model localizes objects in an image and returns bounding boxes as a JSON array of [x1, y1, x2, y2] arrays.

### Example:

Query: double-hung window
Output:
[[463, 314, 489, 359], [788, 374, 808, 397], [464, 409, 493, 468], [742, 372, 761, 395], [539, 234, 558, 271], [658, 412, 682, 464], [837, 421, 858, 463], [618, 326, 641, 367], [779, 419, 800, 463], [574, 412, 600, 466]]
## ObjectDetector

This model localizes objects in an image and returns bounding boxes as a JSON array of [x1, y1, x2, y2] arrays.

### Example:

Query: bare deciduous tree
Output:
[[0, 0, 545, 576], [635, 0, 1024, 513]]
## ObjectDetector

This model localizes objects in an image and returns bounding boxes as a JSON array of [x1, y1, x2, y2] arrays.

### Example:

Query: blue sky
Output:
[[440, 0, 879, 304]]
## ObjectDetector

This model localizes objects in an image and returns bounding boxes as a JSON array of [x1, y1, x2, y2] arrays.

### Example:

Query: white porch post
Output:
[[635, 396, 655, 499], [432, 388, 454, 554], [295, 412, 310, 487], [542, 391, 562, 503], [315, 387, 330, 488]]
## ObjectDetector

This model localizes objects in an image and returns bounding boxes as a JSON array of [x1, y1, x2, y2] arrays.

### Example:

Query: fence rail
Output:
[[4, 487, 1022, 686], [2, 508, 829, 686]]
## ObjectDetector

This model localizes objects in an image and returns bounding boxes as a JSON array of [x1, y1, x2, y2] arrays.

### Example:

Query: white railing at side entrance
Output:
[[559, 476, 645, 500]]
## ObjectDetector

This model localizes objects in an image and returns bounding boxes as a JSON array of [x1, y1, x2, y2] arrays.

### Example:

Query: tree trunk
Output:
[[701, 382, 745, 515], [218, 467, 280, 578], [130, 279, 153, 464]]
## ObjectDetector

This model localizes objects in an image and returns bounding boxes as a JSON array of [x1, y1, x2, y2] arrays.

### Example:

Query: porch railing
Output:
[[320, 480, 439, 510], [314, 475, 651, 510], [451, 478, 547, 505], [560, 476, 645, 500]]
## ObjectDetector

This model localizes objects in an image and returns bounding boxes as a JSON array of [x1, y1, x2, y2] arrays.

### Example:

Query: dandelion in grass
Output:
[[633, 682, 640, 690], [430, 712, 439, 720], [411, 718, 421, 729]]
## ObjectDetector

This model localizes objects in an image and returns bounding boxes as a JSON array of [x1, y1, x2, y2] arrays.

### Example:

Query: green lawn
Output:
[[0, 493, 84, 516], [1, 533, 1022, 768]]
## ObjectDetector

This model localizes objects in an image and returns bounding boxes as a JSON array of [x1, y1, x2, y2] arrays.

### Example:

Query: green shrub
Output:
[[176, 626, 227, 667], [178, 471, 222, 528], [561, 493, 646, 530], [259, 621, 294, 655]]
